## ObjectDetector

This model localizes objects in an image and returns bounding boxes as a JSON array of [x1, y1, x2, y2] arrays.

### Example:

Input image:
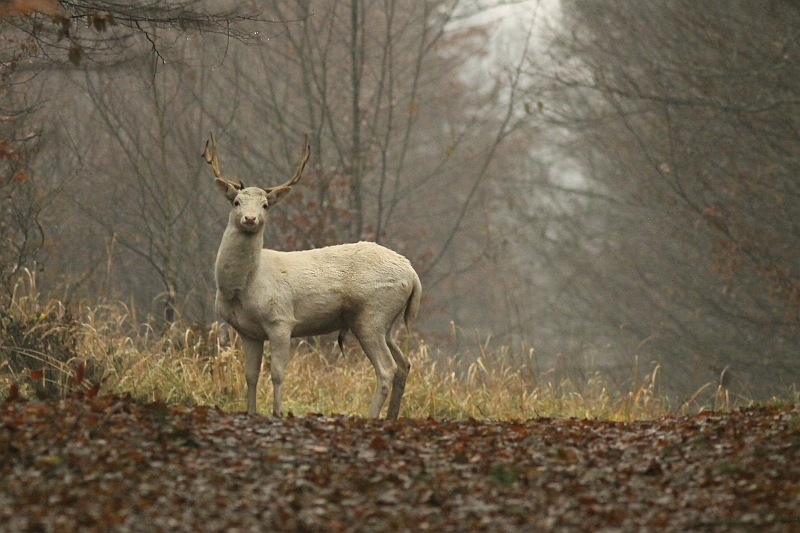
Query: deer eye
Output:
[[263, 203, 268, 210], [234, 200, 240, 207]]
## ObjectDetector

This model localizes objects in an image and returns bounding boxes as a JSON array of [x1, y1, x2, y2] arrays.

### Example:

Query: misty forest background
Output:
[[2, 0, 800, 405]]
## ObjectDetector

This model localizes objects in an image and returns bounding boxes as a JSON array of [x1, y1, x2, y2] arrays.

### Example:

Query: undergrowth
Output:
[[0, 273, 761, 420]]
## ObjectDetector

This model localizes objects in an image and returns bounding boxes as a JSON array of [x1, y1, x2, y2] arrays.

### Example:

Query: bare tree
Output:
[[527, 0, 800, 398], [202, 0, 537, 334], [0, 21, 48, 294], [2, 0, 266, 67], [8, 0, 543, 346], [0, 116, 45, 294], [62, 51, 229, 321], [0, 0, 269, 301]]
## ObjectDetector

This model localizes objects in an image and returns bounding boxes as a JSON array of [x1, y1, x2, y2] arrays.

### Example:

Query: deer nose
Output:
[[243, 215, 257, 225]]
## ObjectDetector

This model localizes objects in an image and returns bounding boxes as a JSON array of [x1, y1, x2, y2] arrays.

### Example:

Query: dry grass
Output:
[[0, 273, 759, 421]]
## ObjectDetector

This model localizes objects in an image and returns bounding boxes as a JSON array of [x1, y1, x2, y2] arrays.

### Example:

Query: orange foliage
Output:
[[0, 0, 67, 18]]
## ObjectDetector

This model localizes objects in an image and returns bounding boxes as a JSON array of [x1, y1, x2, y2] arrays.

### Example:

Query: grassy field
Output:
[[5, 278, 800, 533], [0, 275, 751, 421]]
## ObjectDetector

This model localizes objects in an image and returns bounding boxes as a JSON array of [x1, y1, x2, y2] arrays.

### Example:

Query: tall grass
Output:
[[0, 272, 751, 420]]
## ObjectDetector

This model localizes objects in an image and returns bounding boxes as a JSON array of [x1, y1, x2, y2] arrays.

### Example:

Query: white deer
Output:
[[204, 134, 421, 419]]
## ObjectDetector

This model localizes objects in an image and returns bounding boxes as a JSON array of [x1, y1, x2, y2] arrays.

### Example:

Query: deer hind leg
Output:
[[241, 336, 265, 415], [385, 332, 410, 420], [267, 328, 292, 417], [355, 327, 397, 419]]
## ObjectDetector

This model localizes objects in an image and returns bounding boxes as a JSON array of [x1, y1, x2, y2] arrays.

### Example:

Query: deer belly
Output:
[[290, 301, 349, 337], [291, 318, 347, 337]]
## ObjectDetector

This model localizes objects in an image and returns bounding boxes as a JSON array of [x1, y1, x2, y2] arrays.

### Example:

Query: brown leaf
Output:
[[68, 44, 83, 66], [5, 383, 19, 401], [71, 362, 86, 386], [86, 383, 100, 398]]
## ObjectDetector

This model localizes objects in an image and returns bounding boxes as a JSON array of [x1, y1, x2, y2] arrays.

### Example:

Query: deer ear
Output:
[[264, 185, 292, 206], [216, 179, 239, 202]]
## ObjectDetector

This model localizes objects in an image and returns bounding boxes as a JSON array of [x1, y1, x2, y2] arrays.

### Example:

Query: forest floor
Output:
[[1, 396, 799, 533]]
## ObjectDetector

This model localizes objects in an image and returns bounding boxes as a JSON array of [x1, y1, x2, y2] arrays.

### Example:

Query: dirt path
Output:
[[1, 396, 798, 532]]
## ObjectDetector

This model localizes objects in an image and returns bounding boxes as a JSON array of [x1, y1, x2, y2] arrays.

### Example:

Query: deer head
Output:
[[203, 133, 311, 232]]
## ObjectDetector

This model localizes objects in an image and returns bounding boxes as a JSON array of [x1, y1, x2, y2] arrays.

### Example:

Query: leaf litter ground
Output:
[[1, 396, 799, 532]]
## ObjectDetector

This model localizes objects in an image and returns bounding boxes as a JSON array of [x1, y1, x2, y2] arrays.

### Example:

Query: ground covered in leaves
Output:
[[1, 396, 799, 533]]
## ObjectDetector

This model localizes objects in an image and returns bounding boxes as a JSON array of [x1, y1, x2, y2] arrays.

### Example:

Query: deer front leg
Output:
[[241, 337, 265, 415], [267, 328, 292, 417]]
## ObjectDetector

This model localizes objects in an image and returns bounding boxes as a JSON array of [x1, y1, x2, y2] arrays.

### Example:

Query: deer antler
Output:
[[202, 132, 244, 190], [270, 134, 311, 190]]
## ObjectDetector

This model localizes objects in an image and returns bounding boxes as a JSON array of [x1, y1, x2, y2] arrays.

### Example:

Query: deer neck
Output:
[[215, 222, 264, 302]]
